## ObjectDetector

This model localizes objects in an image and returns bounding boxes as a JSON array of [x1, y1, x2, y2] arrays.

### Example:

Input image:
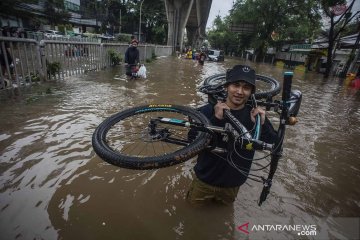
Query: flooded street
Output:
[[1, 56, 359, 239]]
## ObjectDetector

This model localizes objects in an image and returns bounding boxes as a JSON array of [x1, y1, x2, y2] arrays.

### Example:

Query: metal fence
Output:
[[0, 37, 42, 89], [0, 36, 173, 90], [43, 40, 106, 80]]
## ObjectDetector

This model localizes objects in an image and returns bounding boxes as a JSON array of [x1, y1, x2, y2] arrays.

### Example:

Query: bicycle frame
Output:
[[153, 109, 273, 152], [151, 99, 280, 162], [125, 63, 140, 78]]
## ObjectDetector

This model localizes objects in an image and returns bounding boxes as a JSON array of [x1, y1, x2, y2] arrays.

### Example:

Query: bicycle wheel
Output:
[[199, 73, 280, 100], [92, 104, 211, 169], [255, 74, 281, 99]]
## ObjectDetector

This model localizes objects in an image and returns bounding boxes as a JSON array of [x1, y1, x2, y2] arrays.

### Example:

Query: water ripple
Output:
[[1, 57, 359, 239]]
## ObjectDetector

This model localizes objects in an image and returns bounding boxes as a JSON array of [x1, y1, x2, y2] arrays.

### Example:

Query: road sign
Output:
[[229, 23, 256, 34]]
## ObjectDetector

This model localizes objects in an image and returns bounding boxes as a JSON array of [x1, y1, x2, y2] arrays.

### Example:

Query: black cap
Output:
[[226, 65, 256, 92]]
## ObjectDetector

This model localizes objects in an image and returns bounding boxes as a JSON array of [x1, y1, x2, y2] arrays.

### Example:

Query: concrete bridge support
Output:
[[165, 0, 194, 52], [186, 0, 212, 49], [165, 0, 212, 52]]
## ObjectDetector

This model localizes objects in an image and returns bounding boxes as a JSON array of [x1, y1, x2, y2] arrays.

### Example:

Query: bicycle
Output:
[[92, 72, 302, 205], [125, 63, 141, 79]]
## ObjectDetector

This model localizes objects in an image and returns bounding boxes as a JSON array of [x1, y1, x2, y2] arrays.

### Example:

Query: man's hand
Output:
[[251, 107, 266, 125], [214, 101, 230, 120]]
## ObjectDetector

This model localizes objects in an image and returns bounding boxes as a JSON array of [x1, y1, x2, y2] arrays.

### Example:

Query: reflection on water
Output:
[[0, 57, 359, 239]]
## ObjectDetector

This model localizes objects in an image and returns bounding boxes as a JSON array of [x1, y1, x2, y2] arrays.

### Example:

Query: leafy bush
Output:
[[46, 61, 61, 78], [58, 24, 73, 34], [108, 50, 122, 66], [116, 34, 132, 43], [25, 72, 41, 83]]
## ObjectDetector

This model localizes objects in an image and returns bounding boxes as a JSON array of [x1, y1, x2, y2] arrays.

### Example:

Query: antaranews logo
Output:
[[237, 222, 317, 236], [237, 222, 250, 234]]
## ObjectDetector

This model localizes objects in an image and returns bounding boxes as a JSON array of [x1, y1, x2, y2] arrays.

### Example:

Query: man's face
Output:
[[225, 81, 253, 108], [132, 42, 138, 47]]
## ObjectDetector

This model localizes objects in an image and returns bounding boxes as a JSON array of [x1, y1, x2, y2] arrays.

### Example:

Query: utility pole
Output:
[[119, 9, 121, 33], [139, 0, 144, 42], [347, 22, 360, 74]]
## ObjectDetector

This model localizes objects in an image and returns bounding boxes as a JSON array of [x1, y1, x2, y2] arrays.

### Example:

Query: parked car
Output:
[[44, 30, 64, 38], [207, 49, 225, 61], [100, 34, 115, 40]]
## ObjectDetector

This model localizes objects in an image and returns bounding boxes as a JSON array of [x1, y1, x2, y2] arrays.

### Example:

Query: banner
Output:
[[330, 4, 347, 16]]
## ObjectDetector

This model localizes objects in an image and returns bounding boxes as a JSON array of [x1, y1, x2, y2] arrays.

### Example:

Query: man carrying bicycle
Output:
[[187, 65, 278, 205]]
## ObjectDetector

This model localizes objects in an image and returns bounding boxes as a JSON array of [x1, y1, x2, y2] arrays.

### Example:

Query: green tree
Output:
[[229, 0, 321, 60], [207, 15, 237, 54], [341, 21, 360, 36], [44, 0, 71, 27], [140, 0, 167, 44], [207, 16, 226, 49], [80, 0, 100, 32], [320, 0, 360, 77], [91, 0, 167, 43], [113, 0, 167, 43]]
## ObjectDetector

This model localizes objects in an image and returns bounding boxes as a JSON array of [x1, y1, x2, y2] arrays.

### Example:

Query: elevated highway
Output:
[[164, 0, 212, 52]]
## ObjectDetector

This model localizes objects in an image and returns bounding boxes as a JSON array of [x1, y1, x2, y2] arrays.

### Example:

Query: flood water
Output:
[[1, 56, 359, 240]]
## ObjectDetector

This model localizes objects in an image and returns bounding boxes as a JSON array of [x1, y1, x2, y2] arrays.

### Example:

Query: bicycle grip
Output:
[[282, 72, 293, 101]]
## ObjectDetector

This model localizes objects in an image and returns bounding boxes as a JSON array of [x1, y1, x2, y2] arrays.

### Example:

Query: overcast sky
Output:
[[206, 0, 233, 29]]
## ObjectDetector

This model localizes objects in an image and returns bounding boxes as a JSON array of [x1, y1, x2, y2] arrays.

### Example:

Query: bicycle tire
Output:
[[92, 104, 211, 169], [255, 74, 281, 99], [199, 73, 281, 100]]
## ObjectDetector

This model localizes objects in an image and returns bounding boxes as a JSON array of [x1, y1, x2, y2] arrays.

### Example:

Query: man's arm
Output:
[[260, 118, 278, 144], [124, 48, 129, 63], [135, 49, 140, 64], [250, 106, 277, 144]]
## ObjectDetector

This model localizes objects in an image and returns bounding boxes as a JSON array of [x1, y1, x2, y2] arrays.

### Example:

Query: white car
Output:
[[44, 30, 64, 38], [207, 49, 225, 61], [100, 34, 115, 40]]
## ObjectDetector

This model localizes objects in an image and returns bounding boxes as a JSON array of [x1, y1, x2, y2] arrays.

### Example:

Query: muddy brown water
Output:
[[1, 56, 360, 239]]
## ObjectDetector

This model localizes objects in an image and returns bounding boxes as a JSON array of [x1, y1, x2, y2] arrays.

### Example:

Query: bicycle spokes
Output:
[[105, 112, 194, 158]]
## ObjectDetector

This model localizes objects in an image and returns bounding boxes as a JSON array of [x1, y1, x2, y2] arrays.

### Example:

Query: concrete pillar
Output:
[[193, 0, 212, 48], [186, 26, 197, 48], [165, 0, 194, 52], [196, 0, 212, 38], [164, 0, 212, 52]]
